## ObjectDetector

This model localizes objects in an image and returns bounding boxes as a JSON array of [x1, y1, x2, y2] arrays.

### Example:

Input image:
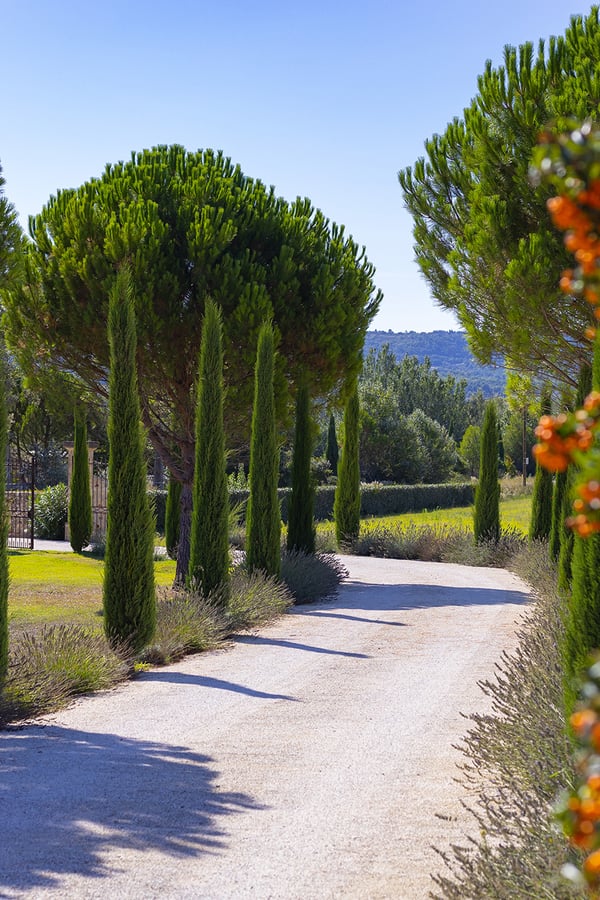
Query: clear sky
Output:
[[1, 0, 593, 332]]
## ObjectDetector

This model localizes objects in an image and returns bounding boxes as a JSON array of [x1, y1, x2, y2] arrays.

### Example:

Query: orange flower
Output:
[[585, 850, 600, 876]]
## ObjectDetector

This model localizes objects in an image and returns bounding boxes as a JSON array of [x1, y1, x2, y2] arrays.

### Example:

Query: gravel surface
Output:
[[0, 556, 528, 899]]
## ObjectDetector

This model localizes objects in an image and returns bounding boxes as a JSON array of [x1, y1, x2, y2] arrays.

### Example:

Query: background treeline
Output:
[[363, 330, 506, 397]]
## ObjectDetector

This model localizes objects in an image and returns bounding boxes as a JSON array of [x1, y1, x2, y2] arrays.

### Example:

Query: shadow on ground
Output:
[[0, 726, 262, 893], [297, 581, 529, 620]]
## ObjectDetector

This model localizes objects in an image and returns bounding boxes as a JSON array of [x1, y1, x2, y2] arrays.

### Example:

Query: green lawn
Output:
[[8, 552, 176, 631], [316, 495, 532, 544]]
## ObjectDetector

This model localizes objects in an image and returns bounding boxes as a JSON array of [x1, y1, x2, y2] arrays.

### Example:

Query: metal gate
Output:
[[6, 451, 34, 549]]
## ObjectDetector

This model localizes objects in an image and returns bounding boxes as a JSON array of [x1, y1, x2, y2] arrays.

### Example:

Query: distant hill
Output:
[[364, 330, 505, 397]]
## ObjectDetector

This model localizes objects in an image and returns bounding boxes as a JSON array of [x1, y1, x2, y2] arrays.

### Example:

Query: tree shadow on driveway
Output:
[[137, 671, 299, 701], [0, 725, 262, 894], [299, 580, 529, 619]]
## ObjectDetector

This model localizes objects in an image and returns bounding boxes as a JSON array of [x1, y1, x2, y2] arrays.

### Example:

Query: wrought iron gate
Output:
[[6, 451, 35, 549]]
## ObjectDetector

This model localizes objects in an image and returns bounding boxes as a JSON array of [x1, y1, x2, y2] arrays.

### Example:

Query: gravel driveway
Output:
[[0, 556, 528, 899]]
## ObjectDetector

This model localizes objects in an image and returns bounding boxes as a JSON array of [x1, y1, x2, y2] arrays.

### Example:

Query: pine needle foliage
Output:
[[165, 474, 182, 559], [0, 377, 8, 680], [287, 381, 316, 554], [529, 387, 553, 542], [334, 382, 361, 546], [68, 407, 92, 553], [246, 321, 281, 577], [326, 413, 339, 476], [189, 299, 230, 599], [103, 268, 156, 652], [473, 401, 500, 544]]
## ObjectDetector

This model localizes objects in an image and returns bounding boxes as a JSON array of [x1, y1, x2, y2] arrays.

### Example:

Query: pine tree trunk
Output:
[[165, 474, 182, 559], [175, 483, 193, 585]]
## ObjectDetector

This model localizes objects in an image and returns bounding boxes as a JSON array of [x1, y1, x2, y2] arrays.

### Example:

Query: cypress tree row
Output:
[[334, 381, 361, 547], [473, 401, 500, 543], [287, 380, 315, 554], [188, 299, 230, 597], [165, 473, 182, 560], [326, 413, 339, 476], [69, 407, 93, 552], [529, 387, 554, 542], [0, 376, 8, 680], [103, 268, 156, 652], [246, 321, 281, 577]]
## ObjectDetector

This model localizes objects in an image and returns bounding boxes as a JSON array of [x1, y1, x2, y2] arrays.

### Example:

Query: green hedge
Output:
[[150, 482, 475, 532]]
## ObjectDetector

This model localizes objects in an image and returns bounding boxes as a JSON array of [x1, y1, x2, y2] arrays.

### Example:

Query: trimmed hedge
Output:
[[149, 482, 474, 533]]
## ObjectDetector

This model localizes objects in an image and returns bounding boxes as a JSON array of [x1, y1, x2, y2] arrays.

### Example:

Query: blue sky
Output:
[[2, 0, 592, 332]]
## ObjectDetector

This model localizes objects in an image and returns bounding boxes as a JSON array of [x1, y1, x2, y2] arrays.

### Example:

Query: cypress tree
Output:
[[567, 336, 600, 678], [473, 401, 500, 543], [103, 268, 156, 652], [287, 380, 315, 554], [189, 299, 230, 597], [529, 387, 553, 542], [246, 322, 281, 577], [165, 473, 182, 560], [0, 376, 8, 680], [326, 413, 339, 477], [334, 381, 361, 547], [559, 363, 592, 591], [69, 407, 93, 553], [549, 468, 568, 561]]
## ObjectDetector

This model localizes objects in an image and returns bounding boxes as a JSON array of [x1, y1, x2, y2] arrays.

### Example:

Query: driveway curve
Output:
[[0, 556, 528, 899]]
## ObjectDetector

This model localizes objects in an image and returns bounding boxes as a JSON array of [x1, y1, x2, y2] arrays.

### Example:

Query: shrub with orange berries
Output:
[[533, 123, 600, 896]]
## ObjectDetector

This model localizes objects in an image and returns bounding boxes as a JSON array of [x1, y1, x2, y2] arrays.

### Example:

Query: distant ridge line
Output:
[[364, 329, 505, 397]]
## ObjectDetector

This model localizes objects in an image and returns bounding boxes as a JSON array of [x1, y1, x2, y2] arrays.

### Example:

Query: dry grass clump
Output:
[[225, 567, 293, 631], [431, 541, 581, 899], [350, 523, 525, 568], [140, 588, 227, 665], [0, 625, 130, 725], [280, 549, 348, 604]]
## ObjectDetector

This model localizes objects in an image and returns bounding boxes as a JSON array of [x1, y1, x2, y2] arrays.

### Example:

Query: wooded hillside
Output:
[[364, 330, 505, 397]]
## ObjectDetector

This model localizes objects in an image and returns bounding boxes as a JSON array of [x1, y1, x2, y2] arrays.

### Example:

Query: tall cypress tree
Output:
[[549, 468, 568, 561], [334, 382, 361, 547], [326, 413, 339, 477], [189, 299, 230, 597], [69, 407, 93, 553], [473, 401, 500, 543], [0, 373, 8, 680], [165, 473, 182, 560], [287, 380, 315, 554], [246, 322, 281, 577], [529, 387, 554, 542], [564, 339, 600, 681], [103, 268, 156, 652], [559, 364, 592, 591]]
